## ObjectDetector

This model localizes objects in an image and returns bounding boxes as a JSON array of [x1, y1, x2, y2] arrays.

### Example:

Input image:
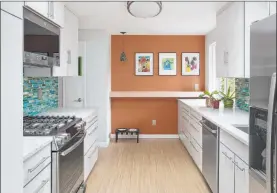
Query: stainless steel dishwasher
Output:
[[200, 118, 219, 193]]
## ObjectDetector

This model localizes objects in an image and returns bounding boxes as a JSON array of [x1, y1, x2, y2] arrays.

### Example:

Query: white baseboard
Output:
[[110, 134, 179, 139], [98, 139, 110, 148]]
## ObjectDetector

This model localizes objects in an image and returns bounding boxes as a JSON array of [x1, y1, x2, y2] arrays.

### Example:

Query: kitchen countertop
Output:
[[110, 91, 203, 98], [23, 137, 53, 162], [179, 99, 249, 145]]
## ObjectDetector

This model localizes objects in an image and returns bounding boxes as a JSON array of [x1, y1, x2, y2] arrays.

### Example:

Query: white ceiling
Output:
[[66, 2, 228, 35]]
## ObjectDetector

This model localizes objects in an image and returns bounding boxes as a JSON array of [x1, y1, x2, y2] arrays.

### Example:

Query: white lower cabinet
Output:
[[219, 143, 235, 193], [24, 164, 51, 193], [234, 156, 249, 193], [219, 142, 249, 193], [84, 116, 99, 182]]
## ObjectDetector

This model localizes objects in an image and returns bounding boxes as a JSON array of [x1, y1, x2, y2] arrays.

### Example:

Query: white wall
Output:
[[205, 28, 217, 91], [79, 30, 111, 146]]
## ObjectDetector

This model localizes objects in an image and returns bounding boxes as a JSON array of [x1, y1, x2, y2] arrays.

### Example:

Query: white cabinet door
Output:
[[234, 156, 249, 193], [249, 174, 266, 193], [57, 7, 78, 76], [219, 143, 235, 193], [1, 2, 23, 18], [25, 2, 49, 18], [51, 2, 64, 27], [1, 10, 23, 193], [270, 1, 276, 15]]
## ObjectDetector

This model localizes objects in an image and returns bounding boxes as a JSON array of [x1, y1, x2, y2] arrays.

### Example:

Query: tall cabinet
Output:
[[1, 2, 24, 193], [216, 2, 274, 78]]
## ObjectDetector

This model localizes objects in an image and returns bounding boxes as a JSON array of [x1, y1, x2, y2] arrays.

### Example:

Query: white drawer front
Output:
[[85, 116, 98, 130], [220, 129, 249, 164], [84, 144, 98, 181], [181, 103, 190, 114], [190, 118, 202, 147], [84, 123, 98, 155], [24, 164, 51, 193], [190, 109, 202, 121], [24, 144, 51, 186], [190, 137, 202, 171]]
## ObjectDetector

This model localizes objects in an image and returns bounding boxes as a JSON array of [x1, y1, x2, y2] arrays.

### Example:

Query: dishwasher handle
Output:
[[200, 120, 217, 134]]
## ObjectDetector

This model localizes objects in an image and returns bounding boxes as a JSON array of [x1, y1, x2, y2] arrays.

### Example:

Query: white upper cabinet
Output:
[[270, 1, 276, 15], [216, 2, 271, 78], [53, 7, 78, 76], [24, 1, 64, 27], [1, 2, 24, 18], [24, 2, 49, 18], [216, 2, 245, 78]]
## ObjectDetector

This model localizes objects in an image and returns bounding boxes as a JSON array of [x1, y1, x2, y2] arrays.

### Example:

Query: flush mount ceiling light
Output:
[[127, 1, 163, 18]]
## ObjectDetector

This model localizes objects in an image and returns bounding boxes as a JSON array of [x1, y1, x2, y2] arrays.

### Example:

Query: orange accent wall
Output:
[[111, 35, 205, 134]]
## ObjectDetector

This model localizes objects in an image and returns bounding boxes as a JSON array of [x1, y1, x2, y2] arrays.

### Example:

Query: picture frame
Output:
[[158, 53, 177, 76], [182, 53, 200, 76], [135, 53, 154, 76]]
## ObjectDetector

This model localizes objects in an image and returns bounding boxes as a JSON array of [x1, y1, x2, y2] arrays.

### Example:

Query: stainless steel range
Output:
[[23, 115, 86, 193]]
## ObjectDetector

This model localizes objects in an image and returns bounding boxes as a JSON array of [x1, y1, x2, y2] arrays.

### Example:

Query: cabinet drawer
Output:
[[190, 137, 202, 171], [84, 144, 98, 181], [190, 109, 202, 121], [220, 129, 249, 163], [85, 116, 98, 130], [24, 164, 51, 193], [84, 123, 98, 155], [23, 144, 51, 186], [181, 103, 190, 114], [190, 118, 202, 147]]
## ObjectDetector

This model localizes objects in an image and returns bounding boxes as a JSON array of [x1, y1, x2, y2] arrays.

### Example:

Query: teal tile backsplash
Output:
[[235, 78, 250, 112], [23, 77, 58, 116]]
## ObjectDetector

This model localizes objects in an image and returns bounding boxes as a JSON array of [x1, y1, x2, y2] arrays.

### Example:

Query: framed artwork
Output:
[[158, 53, 177, 76], [182, 53, 200, 76], [135, 53, 154, 76]]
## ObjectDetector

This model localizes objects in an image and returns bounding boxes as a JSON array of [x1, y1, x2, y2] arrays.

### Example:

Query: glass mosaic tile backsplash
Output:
[[23, 77, 58, 116], [235, 78, 250, 112]]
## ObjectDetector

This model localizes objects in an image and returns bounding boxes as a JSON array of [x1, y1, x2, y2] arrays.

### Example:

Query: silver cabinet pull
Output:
[[191, 123, 200, 132], [234, 161, 245, 172], [88, 126, 98, 136], [34, 178, 50, 193], [222, 151, 232, 161], [190, 141, 199, 152], [88, 146, 97, 159], [74, 98, 82, 102], [182, 115, 189, 122], [183, 131, 189, 139], [28, 156, 50, 173]]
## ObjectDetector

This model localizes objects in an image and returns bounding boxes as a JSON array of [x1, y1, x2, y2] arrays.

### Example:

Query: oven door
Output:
[[52, 132, 85, 193]]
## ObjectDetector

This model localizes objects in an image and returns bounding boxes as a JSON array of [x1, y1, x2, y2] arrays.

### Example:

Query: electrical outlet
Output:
[[152, 120, 156, 126]]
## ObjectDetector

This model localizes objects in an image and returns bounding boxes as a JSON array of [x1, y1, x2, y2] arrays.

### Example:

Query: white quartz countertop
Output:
[[110, 91, 203, 98], [23, 137, 52, 162], [179, 99, 249, 145], [40, 107, 97, 122]]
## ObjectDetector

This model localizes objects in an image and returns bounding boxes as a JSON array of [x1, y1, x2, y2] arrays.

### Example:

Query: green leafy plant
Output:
[[220, 86, 235, 100], [199, 90, 219, 100], [220, 86, 235, 108]]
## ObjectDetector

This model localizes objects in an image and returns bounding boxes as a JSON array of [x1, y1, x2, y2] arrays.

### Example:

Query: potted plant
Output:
[[199, 90, 219, 107], [211, 95, 221, 109], [220, 86, 235, 108]]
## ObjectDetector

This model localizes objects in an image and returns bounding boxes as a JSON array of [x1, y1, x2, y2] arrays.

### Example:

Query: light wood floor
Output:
[[86, 139, 211, 193]]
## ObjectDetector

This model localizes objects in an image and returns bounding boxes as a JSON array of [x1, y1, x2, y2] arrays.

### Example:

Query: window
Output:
[[208, 42, 217, 91], [219, 78, 236, 97]]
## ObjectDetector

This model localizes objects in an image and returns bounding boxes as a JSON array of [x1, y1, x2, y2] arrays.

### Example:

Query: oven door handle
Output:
[[200, 120, 217, 134], [60, 132, 86, 156]]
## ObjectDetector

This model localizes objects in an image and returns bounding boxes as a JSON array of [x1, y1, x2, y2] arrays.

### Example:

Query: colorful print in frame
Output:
[[135, 53, 154, 75], [182, 53, 200, 76], [159, 53, 177, 75]]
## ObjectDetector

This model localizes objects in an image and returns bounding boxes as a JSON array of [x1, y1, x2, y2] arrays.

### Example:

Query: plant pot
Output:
[[212, 100, 220, 109], [206, 98, 213, 108], [224, 99, 234, 108]]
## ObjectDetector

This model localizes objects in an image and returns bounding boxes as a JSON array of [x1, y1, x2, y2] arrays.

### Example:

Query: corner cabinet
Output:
[[216, 2, 271, 78]]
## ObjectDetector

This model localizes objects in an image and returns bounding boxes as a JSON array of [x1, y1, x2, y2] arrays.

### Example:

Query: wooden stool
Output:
[[115, 128, 140, 143]]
